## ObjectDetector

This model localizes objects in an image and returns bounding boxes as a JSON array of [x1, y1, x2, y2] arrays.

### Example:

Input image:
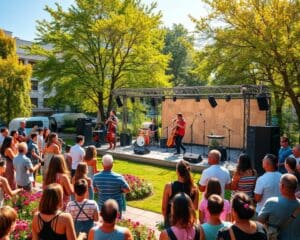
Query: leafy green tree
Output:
[[192, 0, 300, 134], [0, 30, 32, 124], [29, 0, 170, 121], [163, 24, 204, 86]]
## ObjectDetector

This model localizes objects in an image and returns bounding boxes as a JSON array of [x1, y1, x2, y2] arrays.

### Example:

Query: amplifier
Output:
[[183, 153, 202, 164]]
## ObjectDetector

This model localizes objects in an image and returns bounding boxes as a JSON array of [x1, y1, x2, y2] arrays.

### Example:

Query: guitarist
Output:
[[105, 110, 118, 150], [174, 113, 186, 155]]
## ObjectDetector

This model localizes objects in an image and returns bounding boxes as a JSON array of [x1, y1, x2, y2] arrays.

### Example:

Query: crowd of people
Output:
[[0, 121, 300, 240]]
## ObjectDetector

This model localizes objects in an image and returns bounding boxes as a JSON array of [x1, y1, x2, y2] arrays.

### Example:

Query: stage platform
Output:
[[96, 142, 242, 174]]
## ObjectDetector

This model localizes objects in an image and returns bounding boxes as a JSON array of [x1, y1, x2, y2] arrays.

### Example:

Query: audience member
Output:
[[0, 136, 17, 189], [199, 149, 231, 197], [199, 178, 231, 223], [37, 127, 44, 153], [43, 132, 61, 179], [70, 135, 85, 177], [278, 136, 292, 173], [258, 174, 300, 240], [17, 120, 27, 142], [72, 162, 93, 200], [254, 154, 281, 214], [162, 160, 199, 227], [0, 206, 17, 240], [93, 154, 130, 214], [13, 142, 42, 191], [84, 145, 99, 180], [0, 159, 22, 207], [64, 145, 72, 171], [26, 132, 43, 187], [32, 183, 86, 240], [88, 199, 133, 240], [44, 154, 73, 209], [290, 144, 300, 168], [285, 157, 300, 184], [43, 127, 50, 146], [159, 193, 200, 240], [66, 179, 99, 236], [0, 127, 9, 149], [217, 192, 267, 240], [201, 194, 231, 240], [10, 130, 19, 153], [231, 154, 257, 199]]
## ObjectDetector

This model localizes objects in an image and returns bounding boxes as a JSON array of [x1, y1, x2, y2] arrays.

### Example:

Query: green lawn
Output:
[[98, 158, 202, 213]]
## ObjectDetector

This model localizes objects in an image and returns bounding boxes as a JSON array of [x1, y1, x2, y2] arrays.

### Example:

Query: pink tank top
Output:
[[171, 226, 196, 240]]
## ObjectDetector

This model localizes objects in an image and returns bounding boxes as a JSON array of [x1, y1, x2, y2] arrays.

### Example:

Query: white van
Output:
[[51, 113, 87, 131], [9, 117, 50, 135]]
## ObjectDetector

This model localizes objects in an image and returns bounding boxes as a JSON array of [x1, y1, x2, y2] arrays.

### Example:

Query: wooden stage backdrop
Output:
[[161, 99, 267, 149]]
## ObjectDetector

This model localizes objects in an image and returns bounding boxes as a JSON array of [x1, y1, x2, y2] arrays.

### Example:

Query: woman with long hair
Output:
[[72, 162, 93, 199], [162, 160, 199, 227], [0, 137, 17, 189], [84, 145, 99, 180], [199, 178, 231, 223], [160, 193, 200, 240], [32, 183, 85, 240], [0, 206, 18, 240], [0, 159, 22, 207], [43, 132, 61, 179], [217, 192, 267, 240], [44, 155, 73, 209], [9, 130, 19, 153], [231, 154, 257, 199]]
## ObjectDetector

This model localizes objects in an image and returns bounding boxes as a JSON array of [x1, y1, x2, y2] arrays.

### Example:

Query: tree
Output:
[[192, 0, 300, 135], [0, 30, 32, 124], [163, 24, 204, 86], [29, 0, 170, 122]]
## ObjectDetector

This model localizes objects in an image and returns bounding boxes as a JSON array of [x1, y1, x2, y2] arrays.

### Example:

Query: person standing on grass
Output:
[[84, 145, 99, 181], [70, 135, 85, 177], [278, 136, 292, 173], [93, 154, 130, 215]]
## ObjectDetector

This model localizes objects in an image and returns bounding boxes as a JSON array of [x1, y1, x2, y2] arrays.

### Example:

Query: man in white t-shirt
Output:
[[199, 149, 231, 197], [254, 153, 282, 214], [70, 135, 85, 176]]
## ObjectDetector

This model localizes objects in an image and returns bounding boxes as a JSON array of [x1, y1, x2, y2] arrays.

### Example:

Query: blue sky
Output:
[[0, 0, 208, 41]]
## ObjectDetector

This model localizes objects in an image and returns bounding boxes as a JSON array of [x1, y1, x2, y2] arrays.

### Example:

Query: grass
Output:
[[99, 158, 202, 213]]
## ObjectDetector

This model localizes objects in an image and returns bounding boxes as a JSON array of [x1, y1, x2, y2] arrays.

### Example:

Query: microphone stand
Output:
[[190, 116, 197, 154], [199, 114, 206, 156], [223, 125, 233, 161]]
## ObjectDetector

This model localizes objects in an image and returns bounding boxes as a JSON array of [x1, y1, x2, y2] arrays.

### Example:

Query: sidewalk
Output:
[[123, 206, 163, 239]]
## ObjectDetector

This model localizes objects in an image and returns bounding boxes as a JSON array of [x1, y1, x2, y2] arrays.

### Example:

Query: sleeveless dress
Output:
[[232, 172, 257, 199], [165, 181, 195, 227], [38, 212, 67, 240], [93, 226, 126, 240], [3, 153, 16, 190], [56, 174, 70, 210]]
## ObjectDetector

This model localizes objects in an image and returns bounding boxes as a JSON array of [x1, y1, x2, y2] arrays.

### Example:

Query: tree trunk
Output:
[[273, 91, 284, 129], [97, 92, 105, 123]]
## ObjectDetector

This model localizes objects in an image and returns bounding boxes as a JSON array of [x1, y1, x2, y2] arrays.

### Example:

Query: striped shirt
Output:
[[93, 170, 129, 210], [233, 175, 257, 198]]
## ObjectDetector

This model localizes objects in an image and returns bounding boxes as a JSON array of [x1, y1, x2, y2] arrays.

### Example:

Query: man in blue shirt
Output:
[[278, 137, 292, 173], [258, 174, 300, 240], [93, 154, 130, 214]]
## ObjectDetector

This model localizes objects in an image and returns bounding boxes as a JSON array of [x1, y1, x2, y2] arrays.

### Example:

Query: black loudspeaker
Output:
[[160, 138, 167, 148], [208, 96, 217, 108], [116, 96, 123, 107], [246, 126, 280, 176], [256, 94, 269, 111], [83, 122, 93, 145], [133, 145, 150, 155], [150, 98, 156, 107], [183, 153, 203, 164]]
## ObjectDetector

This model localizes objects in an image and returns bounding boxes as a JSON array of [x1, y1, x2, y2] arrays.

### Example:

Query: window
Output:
[[31, 80, 38, 91], [31, 98, 38, 107]]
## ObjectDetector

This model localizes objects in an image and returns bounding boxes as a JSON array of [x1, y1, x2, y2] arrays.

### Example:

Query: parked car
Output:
[[9, 117, 51, 135], [50, 112, 87, 131]]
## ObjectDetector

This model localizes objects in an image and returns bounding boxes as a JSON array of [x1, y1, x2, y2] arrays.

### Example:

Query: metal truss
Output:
[[112, 85, 270, 99]]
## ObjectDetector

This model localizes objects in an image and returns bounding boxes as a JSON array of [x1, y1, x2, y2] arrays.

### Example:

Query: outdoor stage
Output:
[[96, 142, 241, 173]]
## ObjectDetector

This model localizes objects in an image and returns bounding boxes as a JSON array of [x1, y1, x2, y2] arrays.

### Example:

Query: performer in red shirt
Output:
[[174, 113, 186, 155]]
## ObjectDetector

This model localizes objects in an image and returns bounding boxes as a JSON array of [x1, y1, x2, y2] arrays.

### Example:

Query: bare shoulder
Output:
[[159, 230, 168, 240]]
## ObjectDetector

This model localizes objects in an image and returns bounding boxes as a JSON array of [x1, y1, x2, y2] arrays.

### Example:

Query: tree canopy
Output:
[[30, 0, 170, 121], [0, 30, 32, 124], [192, 0, 300, 134]]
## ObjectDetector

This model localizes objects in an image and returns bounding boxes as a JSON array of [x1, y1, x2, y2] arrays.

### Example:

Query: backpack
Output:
[[166, 225, 201, 240]]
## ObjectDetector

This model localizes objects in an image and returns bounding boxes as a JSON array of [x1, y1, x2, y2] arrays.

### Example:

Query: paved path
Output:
[[123, 206, 163, 239]]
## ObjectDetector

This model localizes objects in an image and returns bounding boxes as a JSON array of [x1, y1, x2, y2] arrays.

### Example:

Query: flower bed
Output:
[[118, 218, 156, 240], [5, 190, 42, 240], [123, 174, 153, 201]]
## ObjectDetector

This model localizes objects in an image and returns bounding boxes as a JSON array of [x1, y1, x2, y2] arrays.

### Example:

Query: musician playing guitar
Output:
[[174, 113, 186, 155], [105, 110, 118, 150]]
